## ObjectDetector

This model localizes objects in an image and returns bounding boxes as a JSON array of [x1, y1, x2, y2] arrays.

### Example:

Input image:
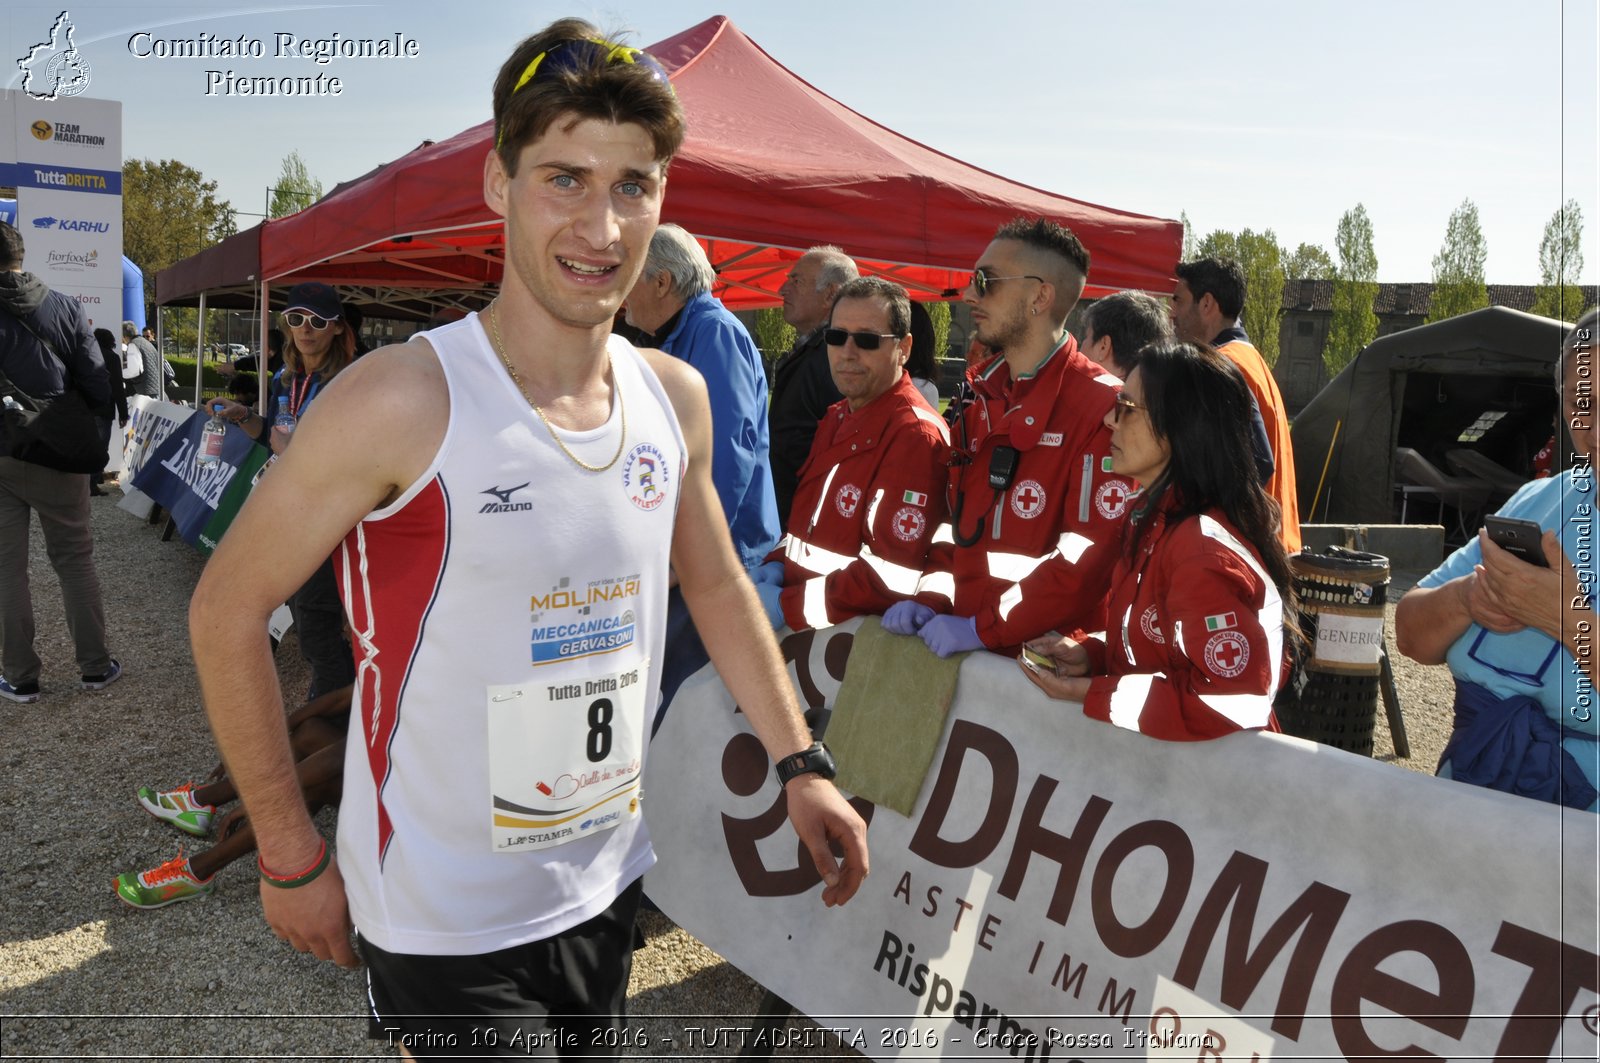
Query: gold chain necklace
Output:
[[487, 299, 626, 474]]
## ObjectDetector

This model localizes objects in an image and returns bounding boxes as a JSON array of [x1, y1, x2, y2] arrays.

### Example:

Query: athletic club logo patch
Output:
[[836, 483, 862, 519], [621, 442, 671, 512], [1139, 605, 1164, 644], [1095, 480, 1130, 520], [891, 506, 926, 542], [1204, 630, 1250, 678], [1010, 479, 1046, 519]]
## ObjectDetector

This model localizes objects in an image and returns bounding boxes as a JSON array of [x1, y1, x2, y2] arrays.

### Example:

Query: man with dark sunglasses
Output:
[[187, 17, 867, 1056], [769, 246, 858, 525], [769, 277, 951, 631], [885, 217, 1132, 659]]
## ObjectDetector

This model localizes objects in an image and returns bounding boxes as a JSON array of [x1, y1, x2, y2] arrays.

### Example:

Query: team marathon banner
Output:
[[644, 619, 1600, 1061], [124, 402, 269, 555]]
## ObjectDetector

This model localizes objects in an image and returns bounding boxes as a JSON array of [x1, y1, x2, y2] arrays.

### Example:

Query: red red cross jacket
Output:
[[771, 372, 951, 630], [1079, 499, 1285, 740], [929, 338, 1132, 654]]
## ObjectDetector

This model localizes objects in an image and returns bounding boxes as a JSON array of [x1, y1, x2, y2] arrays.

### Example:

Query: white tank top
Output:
[[336, 314, 684, 956]]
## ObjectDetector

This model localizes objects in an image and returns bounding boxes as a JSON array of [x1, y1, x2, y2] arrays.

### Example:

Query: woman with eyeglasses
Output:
[[211, 281, 358, 701], [1019, 341, 1299, 740], [1396, 310, 1598, 812]]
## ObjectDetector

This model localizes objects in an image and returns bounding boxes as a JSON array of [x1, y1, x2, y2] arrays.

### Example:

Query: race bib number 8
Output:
[[486, 662, 648, 853]]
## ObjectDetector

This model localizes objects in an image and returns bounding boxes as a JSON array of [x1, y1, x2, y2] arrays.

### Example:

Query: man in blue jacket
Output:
[[625, 223, 781, 721], [0, 220, 119, 702]]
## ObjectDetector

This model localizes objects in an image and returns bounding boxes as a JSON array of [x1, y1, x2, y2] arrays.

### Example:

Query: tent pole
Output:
[[259, 280, 270, 413], [1310, 419, 1342, 523], [195, 290, 206, 408]]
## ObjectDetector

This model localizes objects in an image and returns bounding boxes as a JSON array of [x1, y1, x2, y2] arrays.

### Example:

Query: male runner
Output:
[[190, 18, 867, 1054]]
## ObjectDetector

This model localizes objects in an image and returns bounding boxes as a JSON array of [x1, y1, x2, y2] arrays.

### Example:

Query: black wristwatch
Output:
[[775, 742, 837, 787]]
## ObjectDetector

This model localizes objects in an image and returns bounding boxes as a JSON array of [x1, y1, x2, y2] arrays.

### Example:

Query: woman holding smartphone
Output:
[[1019, 341, 1299, 740], [1396, 310, 1599, 812]]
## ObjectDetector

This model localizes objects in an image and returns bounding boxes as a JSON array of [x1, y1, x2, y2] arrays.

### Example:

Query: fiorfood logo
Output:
[[46, 248, 99, 272], [17, 11, 93, 101]]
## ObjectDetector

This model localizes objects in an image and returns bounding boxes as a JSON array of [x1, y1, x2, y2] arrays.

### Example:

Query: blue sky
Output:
[[5, 1, 1596, 284]]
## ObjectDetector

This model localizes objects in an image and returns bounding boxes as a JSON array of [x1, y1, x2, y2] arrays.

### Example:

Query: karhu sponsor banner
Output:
[[645, 618, 1599, 1061]]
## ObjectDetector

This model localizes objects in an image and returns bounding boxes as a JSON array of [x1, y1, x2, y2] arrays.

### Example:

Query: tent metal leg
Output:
[[1379, 647, 1408, 759]]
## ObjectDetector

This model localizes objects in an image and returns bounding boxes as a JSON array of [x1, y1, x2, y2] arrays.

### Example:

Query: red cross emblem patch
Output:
[[1203, 630, 1250, 678], [1139, 605, 1164, 645], [835, 483, 862, 519], [892, 506, 927, 542], [1095, 480, 1129, 520], [1009, 479, 1046, 519]]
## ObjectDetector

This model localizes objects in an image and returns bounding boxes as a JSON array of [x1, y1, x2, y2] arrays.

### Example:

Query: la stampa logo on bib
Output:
[[622, 442, 671, 511]]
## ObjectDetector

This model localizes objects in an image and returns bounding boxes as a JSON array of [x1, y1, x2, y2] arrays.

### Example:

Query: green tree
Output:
[[268, 150, 324, 218], [1326, 204, 1379, 375], [925, 300, 951, 364], [122, 159, 236, 279], [1283, 242, 1334, 280], [752, 308, 795, 364], [1180, 211, 1197, 261], [1426, 198, 1489, 323], [1197, 228, 1284, 366], [1530, 199, 1586, 321]]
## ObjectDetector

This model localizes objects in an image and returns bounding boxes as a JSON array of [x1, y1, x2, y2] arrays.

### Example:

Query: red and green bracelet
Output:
[[258, 838, 330, 889]]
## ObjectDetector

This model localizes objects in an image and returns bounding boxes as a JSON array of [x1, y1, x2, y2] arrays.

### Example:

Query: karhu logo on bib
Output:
[[480, 482, 533, 514]]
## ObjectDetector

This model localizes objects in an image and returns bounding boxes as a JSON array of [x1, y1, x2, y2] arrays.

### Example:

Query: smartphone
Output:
[[1484, 515, 1549, 568], [1020, 646, 1055, 674]]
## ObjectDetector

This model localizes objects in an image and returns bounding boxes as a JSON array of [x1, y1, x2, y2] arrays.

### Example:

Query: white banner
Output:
[[116, 396, 191, 520], [645, 620, 1600, 1061], [4, 88, 122, 311]]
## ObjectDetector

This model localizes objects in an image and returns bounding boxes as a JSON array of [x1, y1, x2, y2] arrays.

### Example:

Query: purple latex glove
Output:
[[920, 615, 983, 657], [883, 600, 936, 635]]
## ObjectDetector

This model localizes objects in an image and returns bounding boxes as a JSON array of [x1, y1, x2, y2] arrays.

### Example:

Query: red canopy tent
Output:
[[254, 15, 1180, 309]]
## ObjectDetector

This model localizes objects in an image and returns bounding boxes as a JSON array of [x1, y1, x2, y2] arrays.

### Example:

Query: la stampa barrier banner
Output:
[[129, 409, 268, 554], [644, 620, 1600, 1061]]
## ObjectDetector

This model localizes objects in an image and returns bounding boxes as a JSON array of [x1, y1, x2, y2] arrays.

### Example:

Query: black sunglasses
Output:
[[824, 328, 902, 351], [282, 311, 334, 331], [969, 267, 1045, 298]]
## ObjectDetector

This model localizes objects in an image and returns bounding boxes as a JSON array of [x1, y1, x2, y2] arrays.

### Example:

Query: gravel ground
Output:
[[0, 487, 1459, 1060]]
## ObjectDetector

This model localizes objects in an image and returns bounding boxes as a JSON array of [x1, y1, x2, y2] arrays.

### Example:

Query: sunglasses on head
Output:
[[282, 311, 334, 331], [1111, 393, 1146, 423], [824, 328, 902, 351], [497, 39, 673, 148], [969, 267, 1045, 298]]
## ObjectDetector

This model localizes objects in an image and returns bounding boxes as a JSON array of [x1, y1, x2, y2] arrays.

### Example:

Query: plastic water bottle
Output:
[[197, 402, 227, 468], [273, 395, 296, 436]]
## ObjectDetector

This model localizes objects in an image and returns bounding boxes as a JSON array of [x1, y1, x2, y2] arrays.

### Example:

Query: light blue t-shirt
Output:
[[1418, 468, 1599, 800]]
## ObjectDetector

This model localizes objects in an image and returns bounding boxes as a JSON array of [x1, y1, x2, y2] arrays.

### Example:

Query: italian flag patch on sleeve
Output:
[[1101, 456, 1114, 473], [1205, 612, 1238, 631], [902, 490, 928, 507]]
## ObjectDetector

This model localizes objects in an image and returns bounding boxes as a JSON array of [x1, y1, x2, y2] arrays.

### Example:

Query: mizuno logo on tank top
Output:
[[480, 482, 533, 513]]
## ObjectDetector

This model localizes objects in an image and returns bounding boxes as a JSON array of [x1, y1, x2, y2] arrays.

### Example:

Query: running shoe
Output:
[[81, 659, 123, 690], [0, 675, 40, 704], [137, 783, 216, 837], [112, 854, 215, 909]]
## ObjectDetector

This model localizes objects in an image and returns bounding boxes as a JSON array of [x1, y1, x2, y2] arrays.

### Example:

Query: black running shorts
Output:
[[359, 879, 643, 1060]]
